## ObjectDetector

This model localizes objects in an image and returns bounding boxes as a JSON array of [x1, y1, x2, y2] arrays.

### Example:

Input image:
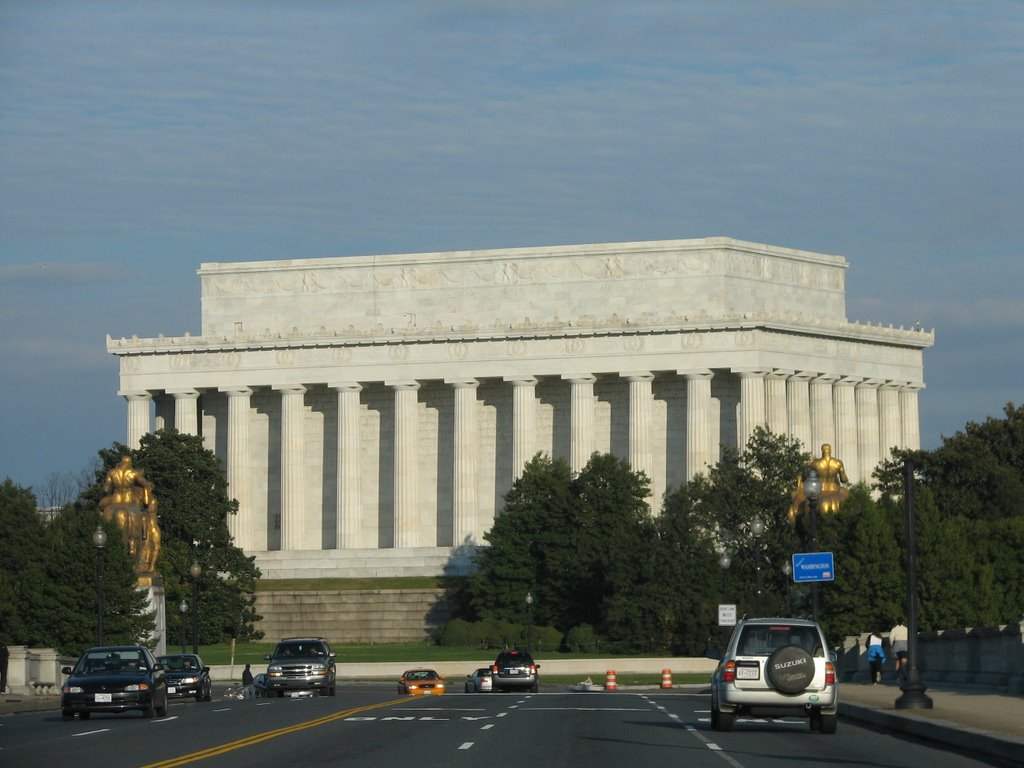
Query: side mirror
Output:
[[62, 666, 73, 675], [263, 654, 272, 661]]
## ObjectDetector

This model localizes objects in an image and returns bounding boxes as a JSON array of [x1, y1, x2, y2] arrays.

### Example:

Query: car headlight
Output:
[[124, 683, 150, 692], [268, 665, 283, 675], [64, 685, 83, 694], [311, 664, 327, 675], [180, 676, 199, 684]]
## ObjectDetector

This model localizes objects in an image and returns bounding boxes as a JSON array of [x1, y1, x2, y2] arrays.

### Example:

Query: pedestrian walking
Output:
[[242, 663, 255, 699], [866, 631, 886, 684], [889, 618, 909, 681]]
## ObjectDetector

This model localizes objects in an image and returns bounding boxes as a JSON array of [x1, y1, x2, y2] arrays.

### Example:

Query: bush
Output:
[[528, 625, 564, 654], [438, 618, 482, 647], [565, 624, 598, 653]]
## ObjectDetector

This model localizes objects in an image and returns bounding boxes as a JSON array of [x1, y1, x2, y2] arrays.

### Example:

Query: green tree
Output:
[[0, 479, 49, 646], [81, 430, 262, 643]]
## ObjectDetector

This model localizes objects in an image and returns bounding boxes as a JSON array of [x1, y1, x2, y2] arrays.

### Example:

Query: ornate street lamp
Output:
[[781, 560, 792, 615], [896, 456, 933, 709], [802, 468, 822, 622], [179, 600, 188, 654], [718, 552, 731, 601], [525, 591, 534, 653], [189, 562, 202, 654], [92, 525, 107, 646], [750, 514, 765, 614]]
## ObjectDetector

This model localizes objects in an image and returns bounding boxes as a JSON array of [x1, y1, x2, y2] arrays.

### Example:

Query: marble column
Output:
[[169, 389, 200, 435], [449, 379, 480, 546], [787, 372, 814, 451], [222, 387, 255, 550], [810, 374, 838, 452], [737, 370, 769, 450], [564, 374, 596, 472], [833, 377, 861, 484], [684, 370, 714, 481], [766, 370, 790, 437], [856, 380, 882, 481], [878, 382, 903, 459], [276, 385, 308, 551], [900, 384, 924, 450], [506, 377, 538, 480], [621, 372, 654, 484], [331, 383, 363, 549], [122, 391, 152, 448], [391, 381, 421, 548]]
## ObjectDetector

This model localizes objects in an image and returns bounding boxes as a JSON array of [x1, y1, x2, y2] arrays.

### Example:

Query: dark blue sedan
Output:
[[61, 645, 168, 720]]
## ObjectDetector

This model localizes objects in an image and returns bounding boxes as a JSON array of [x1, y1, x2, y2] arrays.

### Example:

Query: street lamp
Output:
[[896, 456, 933, 709], [189, 562, 202, 654], [802, 468, 822, 622], [781, 560, 792, 615], [750, 514, 765, 615], [718, 552, 731, 601], [525, 591, 534, 653], [179, 600, 188, 654], [92, 525, 107, 646]]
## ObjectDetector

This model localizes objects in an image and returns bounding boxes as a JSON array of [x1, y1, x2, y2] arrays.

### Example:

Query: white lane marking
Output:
[[72, 729, 111, 737], [458, 742, 474, 750], [497, 712, 508, 717], [481, 723, 495, 730], [212, 707, 232, 712], [152, 716, 178, 723]]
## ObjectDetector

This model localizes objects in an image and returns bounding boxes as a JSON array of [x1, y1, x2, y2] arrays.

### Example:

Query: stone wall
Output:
[[252, 588, 452, 644], [837, 620, 1024, 693]]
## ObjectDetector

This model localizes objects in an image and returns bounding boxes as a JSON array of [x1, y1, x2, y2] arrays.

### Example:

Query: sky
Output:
[[2, 1, 1022, 498]]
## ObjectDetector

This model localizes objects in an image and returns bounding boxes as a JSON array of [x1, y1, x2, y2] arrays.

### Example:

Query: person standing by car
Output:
[[889, 618, 908, 681], [242, 663, 255, 699], [866, 630, 886, 684]]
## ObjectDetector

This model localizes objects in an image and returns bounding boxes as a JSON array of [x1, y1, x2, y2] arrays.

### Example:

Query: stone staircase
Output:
[[252, 588, 452, 644]]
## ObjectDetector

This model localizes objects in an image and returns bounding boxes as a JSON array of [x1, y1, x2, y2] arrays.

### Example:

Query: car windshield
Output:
[[157, 655, 200, 671], [274, 643, 324, 658], [75, 650, 148, 675], [406, 670, 438, 680], [737, 625, 822, 656]]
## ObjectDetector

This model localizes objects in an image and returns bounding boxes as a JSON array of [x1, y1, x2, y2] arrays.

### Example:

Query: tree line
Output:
[[453, 403, 1024, 653]]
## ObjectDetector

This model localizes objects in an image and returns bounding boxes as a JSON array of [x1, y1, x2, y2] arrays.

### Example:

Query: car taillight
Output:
[[529, 665, 536, 672], [490, 665, 498, 674], [825, 661, 836, 685], [722, 660, 736, 683]]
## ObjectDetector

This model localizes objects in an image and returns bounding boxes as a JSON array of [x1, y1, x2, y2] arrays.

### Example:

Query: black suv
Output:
[[264, 637, 336, 697], [490, 650, 540, 692]]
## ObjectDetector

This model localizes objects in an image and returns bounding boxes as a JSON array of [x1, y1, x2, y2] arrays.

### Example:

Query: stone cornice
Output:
[[107, 312, 934, 356]]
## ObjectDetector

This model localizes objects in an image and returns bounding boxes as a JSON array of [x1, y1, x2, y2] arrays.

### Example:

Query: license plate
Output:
[[736, 666, 760, 680], [167, 686, 177, 694], [95, 693, 112, 703]]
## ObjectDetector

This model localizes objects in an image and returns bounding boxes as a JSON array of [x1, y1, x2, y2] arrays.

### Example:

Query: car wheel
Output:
[[196, 693, 204, 703], [156, 697, 168, 717], [276, 690, 284, 698], [530, 682, 538, 693], [766, 645, 815, 694], [329, 684, 336, 696], [62, 711, 73, 722], [716, 708, 736, 732], [142, 701, 155, 719], [79, 711, 90, 720], [809, 710, 821, 731], [819, 714, 838, 734], [710, 704, 720, 730]]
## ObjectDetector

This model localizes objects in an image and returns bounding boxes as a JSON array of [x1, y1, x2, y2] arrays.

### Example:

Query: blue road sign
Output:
[[792, 552, 835, 583]]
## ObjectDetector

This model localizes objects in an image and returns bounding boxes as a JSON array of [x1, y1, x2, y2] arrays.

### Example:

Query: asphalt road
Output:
[[0, 687, 1006, 768]]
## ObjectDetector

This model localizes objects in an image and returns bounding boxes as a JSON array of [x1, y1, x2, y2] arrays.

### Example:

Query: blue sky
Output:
[[2, 1, 1022, 496]]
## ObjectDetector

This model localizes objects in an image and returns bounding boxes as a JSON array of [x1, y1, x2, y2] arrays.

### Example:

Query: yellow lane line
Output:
[[140, 697, 410, 767]]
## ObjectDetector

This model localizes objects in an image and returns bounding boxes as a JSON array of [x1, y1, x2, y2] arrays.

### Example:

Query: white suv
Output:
[[711, 617, 838, 733]]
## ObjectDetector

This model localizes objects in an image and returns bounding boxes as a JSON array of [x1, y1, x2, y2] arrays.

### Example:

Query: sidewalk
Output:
[[839, 679, 1024, 766], [3, 681, 1021, 766]]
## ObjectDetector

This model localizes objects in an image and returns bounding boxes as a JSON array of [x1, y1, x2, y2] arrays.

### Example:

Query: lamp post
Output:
[[189, 562, 202, 655], [896, 456, 933, 709], [802, 468, 822, 623], [525, 591, 534, 653], [92, 525, 107, 646], [179, 600, 188, 654], [718, 552, 731, 601], [781, 560, 792, 615], [750, 514, 765, 615]]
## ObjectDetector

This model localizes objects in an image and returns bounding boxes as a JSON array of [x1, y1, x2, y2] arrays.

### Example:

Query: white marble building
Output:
[[108, 237, 933, 579]]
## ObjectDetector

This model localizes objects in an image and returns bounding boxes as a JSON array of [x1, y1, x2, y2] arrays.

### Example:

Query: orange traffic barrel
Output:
[[604, 669, 618, 691], [660, 668, 673, 689]]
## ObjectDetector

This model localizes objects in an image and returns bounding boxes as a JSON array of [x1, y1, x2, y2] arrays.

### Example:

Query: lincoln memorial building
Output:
[[107, 237, 933, 579]]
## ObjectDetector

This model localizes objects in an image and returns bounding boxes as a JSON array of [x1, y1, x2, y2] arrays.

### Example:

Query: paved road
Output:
[[2, 685, 1020, 768]]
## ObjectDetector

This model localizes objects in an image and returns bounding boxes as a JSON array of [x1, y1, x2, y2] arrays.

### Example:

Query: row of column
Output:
[[122, 370, 922, 552]]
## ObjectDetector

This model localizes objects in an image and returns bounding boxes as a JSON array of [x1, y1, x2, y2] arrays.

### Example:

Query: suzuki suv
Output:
[[490, 650, 540, 692], [710, 617, 838, 733], [264, 637, 336, 697]]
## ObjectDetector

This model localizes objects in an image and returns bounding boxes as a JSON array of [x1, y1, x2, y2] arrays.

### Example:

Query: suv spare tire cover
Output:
[[767, 645, 815, 693]]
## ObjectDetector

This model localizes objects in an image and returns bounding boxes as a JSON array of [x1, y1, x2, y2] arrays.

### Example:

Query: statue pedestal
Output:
[[138, 573, 167, 656]]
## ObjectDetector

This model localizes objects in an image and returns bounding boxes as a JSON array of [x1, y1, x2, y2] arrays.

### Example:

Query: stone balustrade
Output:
[[837, 619, 1024, 693]]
